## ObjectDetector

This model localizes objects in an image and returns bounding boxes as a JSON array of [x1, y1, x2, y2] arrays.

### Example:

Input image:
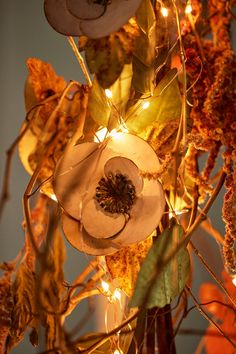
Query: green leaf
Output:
[[134, 0, 156, 67], [132, 56, 155, 95], [125, 69, 181, 134], [136, 0, 156, 35], [130, 225, 190, 309], [84, 24, 138, 88], [88, 64, 133, 128]]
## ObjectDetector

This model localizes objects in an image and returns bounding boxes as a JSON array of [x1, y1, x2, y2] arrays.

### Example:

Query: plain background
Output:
[[0, 2, 234, 353]]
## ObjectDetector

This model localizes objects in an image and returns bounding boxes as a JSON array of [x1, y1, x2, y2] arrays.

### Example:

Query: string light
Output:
[[113, 288, 122, 302], [185, 2, 192, 14], [50, 194, 58, 202], [161, 6, 168, 17], [101, 280, 110, 293], [113, 350, 123, 354], [94, 127, 108, 142], [142, 101, 150, 110], [105, 89, 113, 99]]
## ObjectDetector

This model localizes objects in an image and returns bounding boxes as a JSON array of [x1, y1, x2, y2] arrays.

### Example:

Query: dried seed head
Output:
[[95, 172, 136, 214]]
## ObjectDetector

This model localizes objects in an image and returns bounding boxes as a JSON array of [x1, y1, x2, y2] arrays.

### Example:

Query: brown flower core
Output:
[[95, 173, 136, 214]]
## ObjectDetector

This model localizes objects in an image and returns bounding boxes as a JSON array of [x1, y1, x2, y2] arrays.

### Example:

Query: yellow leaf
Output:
[[105, 237, 152, 297]]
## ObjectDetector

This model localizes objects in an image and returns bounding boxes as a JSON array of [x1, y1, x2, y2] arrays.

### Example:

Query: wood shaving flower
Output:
[[44, 0, 141, 39], [53, 133, 165, 255]]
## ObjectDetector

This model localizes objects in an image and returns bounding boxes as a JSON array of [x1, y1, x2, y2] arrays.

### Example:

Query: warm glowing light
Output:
[[105, 89, 113, 99], [114, 350, 123, 354], [113, 289, 121, 301], [185, 3, 192, 14], [142, 101, 150, 110], [232, 277, 236, 287], [94, 127, 108, 142], [101, 280, 110, 293], [110, 129, 124, 140], [161, 6, 168, 17], [50, 194, 58, 202]]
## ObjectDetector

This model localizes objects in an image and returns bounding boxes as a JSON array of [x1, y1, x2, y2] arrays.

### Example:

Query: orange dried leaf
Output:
[[105, 237, 152, 296], [0, 266, 14, 354], [25, 57, 66, 107]]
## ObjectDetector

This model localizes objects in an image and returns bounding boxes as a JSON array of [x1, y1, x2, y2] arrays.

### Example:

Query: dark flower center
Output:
[[95, 173, 136, 214]]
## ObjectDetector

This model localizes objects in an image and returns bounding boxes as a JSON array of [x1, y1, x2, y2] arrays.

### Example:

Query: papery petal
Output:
[[62, 213, 120, 255], [68, 0, 142, 39], [82, 199, 126, 239], [111, 179, 165, 246], [104, 156, 143, 195], [107, 132, 161, 173], [44, 0, 83, 36], [53, 142, 111, 220]]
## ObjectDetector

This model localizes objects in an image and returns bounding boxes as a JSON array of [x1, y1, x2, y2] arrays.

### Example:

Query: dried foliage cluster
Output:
[[0, 0, 236, 353]]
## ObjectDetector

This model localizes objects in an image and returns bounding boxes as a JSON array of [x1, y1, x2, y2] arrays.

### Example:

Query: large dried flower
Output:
[[44, 0, 141, 39], [53, 133, 165, 255]]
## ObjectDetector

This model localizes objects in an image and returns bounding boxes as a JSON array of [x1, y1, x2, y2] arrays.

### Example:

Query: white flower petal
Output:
[[111, 179, 165, 246], [104, 156, 143, 195], [53, 142, 111, 220], [62, 213, 120, 255], [82, 199, 126, 239], [44, 0, 83, 36], [107, 133, 161, 173], [67, 0, 142, 39]]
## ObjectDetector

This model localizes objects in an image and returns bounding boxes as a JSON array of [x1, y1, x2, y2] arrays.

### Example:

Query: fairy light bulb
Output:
[[105, 89, 113, 99], [232, 277, 236, 287], [161, 6, 168, 17], [101, 280, 110, 293], [113, 289, 121, 301], [185, 2, 192, 14], [50, 194, 58, 202], [114, 349, 123, 354], [94, 127, 108, 142], [142, 101, 150, 110]]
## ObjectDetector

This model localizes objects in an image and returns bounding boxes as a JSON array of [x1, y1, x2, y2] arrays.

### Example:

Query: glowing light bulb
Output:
[[113, 289, 121, 301], [94, 127, 108, 142], [232, 277, 236, 287], [110, 129, 123, 140], [105, 89, 113, 99], [185, 3, 192, 14], [161, 7, 168, 17], [142, 101, 150, 110], [114, 350, 123, 354], [50, 194, 58, 202], [101, 280, 110, 293]]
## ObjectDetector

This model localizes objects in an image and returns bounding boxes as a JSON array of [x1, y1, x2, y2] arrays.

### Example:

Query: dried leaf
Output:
[[19, 58, 83, 195], [84, 23, 139, 88], [6, 263, 36, 352], [130, 225, 190, 308], [0, 265, 14, 354], [126, 69, 181, 134], [88, 64, 133, 128], [25, 57, 66, 111], [105, 237, 152, 296]]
